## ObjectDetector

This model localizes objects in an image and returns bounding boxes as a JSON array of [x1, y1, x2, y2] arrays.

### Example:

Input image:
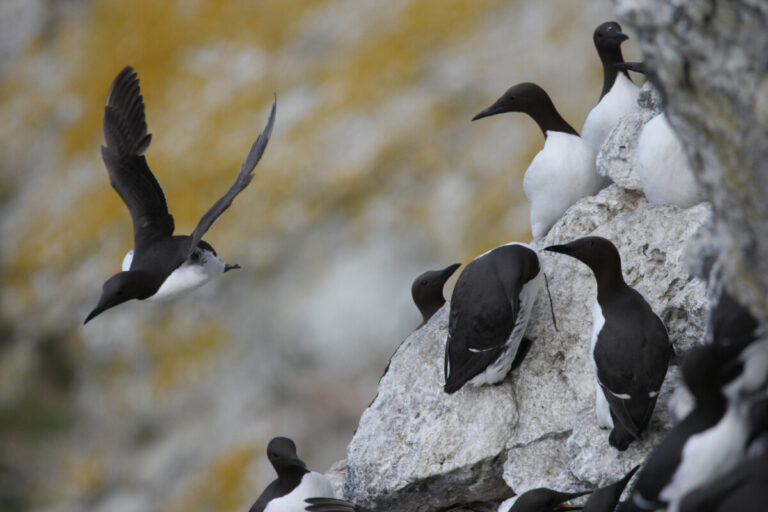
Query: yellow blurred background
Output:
[[0, 1, 637, 510]]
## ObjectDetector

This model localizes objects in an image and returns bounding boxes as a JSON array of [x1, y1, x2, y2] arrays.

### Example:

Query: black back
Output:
[[472, 82, 578, 139], [411, 263, 461, 326], [444, 244, 540, 394], [249, 437, 309, 512], [583, 465, 639, 512], [593, 21, 631, 99], [510, 488, 591, 512], [545, 237, 671, 450]]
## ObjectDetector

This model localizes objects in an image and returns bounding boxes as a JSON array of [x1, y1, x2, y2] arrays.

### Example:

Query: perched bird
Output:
[[249, 437, 334, 512], [614, 61, 704, 208], [582, 465, 639, 512], [499, 488, 591, 512], [616, 345, 746, 512], [444, 243, 542, 394], [85, 66, 276, 323], [545, 236, 671, 450], [581, 21, 639, 155], [473, 83, 602, 241], [411, 263, 461, 326]]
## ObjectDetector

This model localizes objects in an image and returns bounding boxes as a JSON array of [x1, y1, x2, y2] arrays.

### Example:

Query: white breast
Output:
[[591, 300, 613, 429], [264, 472, 334, 512], [467, 265, 543, 387], [523, 132, 602, 240], [147, 249, 226, 301], [581, 73, 640, 154], [637, 113, 704, 208], [660, 404, 748, 512]]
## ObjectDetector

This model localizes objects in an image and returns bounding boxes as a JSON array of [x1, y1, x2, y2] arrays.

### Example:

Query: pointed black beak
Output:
[[224, 263, 241, 273], [614, 31, 629, 43], [472, 102, 505, 122], [441, 263, 461, 280], [544, 244, 574, 255], [84, 304, 106, 325]]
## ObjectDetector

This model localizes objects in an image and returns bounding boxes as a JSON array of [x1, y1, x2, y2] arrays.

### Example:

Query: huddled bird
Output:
[[249, 437, 334, 512], [443, 243, 542, 394], [85, 66, 276, 323]]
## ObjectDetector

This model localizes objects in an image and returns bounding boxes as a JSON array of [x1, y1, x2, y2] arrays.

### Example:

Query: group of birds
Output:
[[80, 16, 763, 512]]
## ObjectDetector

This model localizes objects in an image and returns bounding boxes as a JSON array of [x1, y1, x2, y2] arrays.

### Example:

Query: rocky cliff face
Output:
[[335, 84, 712, 511], [334, 3, 768, 510], [616, 0, 768, 324]]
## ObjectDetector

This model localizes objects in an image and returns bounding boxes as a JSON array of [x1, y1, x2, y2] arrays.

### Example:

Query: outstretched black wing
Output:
[[101, 66, 174, 254], [186, 96, 276, 257]]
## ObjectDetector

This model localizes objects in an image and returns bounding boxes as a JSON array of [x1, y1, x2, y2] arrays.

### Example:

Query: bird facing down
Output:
[[444, 243, 542, 394], [249, 437, 334, 512], [499, 488, 591, 512], [84, 66, 276, 324], [472, 83, 603, 241], [580, 21, 639, 155], [411, 262, 461, 326], [545, 236, 671, 450]]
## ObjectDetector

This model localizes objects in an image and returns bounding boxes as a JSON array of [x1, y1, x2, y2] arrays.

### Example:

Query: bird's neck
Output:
[[277, 467, 309, 490], [593, 266, 627, 302], [529, 105, 579, 139], [599, 47, 630, 99]]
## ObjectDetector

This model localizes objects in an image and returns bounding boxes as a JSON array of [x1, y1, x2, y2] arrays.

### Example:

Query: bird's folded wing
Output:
[[186, 96, 276, 257], [101, 66, 174, 251]]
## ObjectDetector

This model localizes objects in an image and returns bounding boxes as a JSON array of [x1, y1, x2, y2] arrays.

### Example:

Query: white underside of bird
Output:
[[636, 113, 704, 208], [591, 301, 614, 429], [121, 247, 226, 301], [264, 472, 334, 512], [660, 402, 749, 512], [581, 73, 639, 154], [523, 132, 602, 240]]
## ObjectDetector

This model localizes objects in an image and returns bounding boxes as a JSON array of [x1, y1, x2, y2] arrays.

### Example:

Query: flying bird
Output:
[[85, 66, 276, 323]]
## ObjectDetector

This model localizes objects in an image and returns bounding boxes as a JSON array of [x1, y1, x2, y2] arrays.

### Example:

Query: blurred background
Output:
[[0, 1, 638, 511]]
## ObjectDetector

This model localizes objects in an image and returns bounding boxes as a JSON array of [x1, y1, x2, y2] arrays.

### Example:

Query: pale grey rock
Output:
[[342, 186, 711, 510], [616, 0, 768, 323], [326, 459, 348, 498], [596, 83, 663, 190]]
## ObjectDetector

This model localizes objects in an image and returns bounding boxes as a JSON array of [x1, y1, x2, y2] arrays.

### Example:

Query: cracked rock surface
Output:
[[339, 185, 710, 511]]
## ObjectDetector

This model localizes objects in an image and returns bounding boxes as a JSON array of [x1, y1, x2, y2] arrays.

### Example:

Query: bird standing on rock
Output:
[[85, 66, 276, 323], [581, 21, 639, 155], [443, 243, 543, 394], [545, 236, 671, 450], [473, 83, 602, 241], [249, 437, 334, 512]]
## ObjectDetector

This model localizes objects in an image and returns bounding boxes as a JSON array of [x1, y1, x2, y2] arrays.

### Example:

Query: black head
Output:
[[544, 236, 623, 286], [411, 263, 461, 324], [84, 270, 158, 324], [473, 82, 555, 122], [593, 21, 628, 51], [266, 436, 308, 476], [511, 488, 591, 512]]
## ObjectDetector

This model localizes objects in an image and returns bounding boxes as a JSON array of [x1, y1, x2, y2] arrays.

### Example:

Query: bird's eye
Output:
[[420, 280, 428, 286], [597, 33, 604, 39]]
